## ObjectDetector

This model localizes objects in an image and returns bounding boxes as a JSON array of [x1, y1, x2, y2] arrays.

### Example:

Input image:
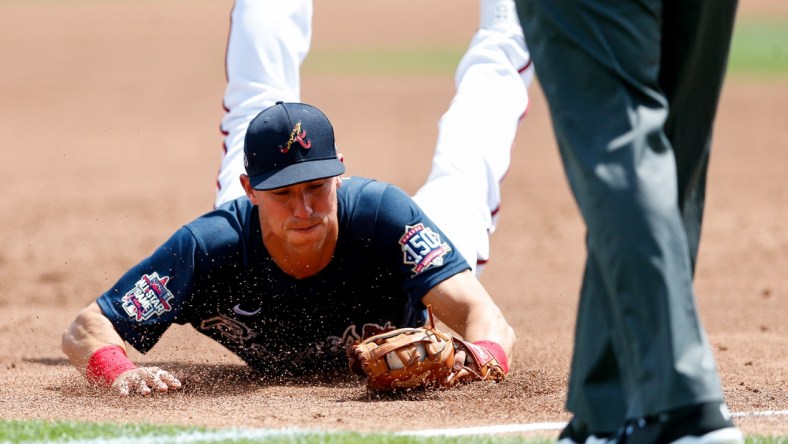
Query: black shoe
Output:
[[558, 418, 616, 444], [617, 402, 743, 444]]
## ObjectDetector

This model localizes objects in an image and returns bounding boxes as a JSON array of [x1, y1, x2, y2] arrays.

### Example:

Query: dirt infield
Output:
[[1, 0, 786, 438]]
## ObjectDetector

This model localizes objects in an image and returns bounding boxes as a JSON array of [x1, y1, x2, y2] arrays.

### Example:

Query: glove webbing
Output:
[[368, 330, 443, 361]]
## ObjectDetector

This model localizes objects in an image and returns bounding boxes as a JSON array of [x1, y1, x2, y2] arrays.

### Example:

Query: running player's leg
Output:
[[413, 0, 533, 275], [215, 0, 313, 207]]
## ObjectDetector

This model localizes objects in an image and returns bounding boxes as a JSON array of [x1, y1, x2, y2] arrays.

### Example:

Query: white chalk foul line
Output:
[[398, 421, 567, 437], [38, 423, 568, 444], [732, 410, 788, 418]]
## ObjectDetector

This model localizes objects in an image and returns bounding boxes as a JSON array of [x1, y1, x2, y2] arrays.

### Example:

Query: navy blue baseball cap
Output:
[[244, 101, 346, 190]]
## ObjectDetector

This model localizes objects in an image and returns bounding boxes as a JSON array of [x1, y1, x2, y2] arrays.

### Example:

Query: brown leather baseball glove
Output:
[[347, 307, 506, 392]]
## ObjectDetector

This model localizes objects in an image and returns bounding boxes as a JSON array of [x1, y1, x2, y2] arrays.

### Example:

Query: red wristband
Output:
[[85, 345, 137, 386], [473, 340, 509, 374]]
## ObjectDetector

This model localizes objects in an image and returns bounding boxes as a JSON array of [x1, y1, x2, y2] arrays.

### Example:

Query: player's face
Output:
[[254, 177, 340, 257]]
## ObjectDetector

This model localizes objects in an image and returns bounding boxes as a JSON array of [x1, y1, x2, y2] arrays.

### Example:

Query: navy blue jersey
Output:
[[97, 177, 469, 375]]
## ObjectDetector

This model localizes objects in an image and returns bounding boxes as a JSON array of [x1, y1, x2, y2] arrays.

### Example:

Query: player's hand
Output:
[[110, 366, 181, 396], [448, 349, 474, 383]]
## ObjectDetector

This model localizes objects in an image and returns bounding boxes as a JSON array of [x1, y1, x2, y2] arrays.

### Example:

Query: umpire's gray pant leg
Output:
[[661, 0, 739, 273], [568, 251, 625, 433], [516, 0, 725, 423]]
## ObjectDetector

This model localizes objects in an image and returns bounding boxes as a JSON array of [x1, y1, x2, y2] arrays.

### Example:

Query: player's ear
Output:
[[239, 175, 257, 204], [335, 176, 342, 188]]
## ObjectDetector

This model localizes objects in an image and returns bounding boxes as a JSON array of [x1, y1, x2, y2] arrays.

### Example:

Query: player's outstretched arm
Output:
[[421, 270, 516, 365], [61, 302, 181, 396]]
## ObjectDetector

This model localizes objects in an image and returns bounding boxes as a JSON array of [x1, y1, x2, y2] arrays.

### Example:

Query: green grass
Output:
[[0, 420, 551, 444], [0, 420, 188, 443], [728, 19, 788, 77], [2, 419, 787, 443], [303, 18, 788, 78]]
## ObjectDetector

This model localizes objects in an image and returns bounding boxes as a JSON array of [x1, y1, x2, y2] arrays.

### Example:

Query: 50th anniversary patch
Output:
[[121, 272, 175, 321], [399, 223, 451, 274]]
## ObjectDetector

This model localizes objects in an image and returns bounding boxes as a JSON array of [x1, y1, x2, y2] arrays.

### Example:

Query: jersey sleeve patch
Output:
[[121, 272, 175, 321], [399, 223, 452, 274]]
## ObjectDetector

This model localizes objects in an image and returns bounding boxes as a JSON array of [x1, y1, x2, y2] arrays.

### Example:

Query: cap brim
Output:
[[249, 158, 346, 191]]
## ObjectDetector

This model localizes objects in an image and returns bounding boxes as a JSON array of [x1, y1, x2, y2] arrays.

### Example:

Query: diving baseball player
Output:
[[61, 0, 533, 395]]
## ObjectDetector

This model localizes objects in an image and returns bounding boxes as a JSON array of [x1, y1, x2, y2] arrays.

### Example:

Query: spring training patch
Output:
[[399, 223, 452, 274], [121, 272, 175, 321]]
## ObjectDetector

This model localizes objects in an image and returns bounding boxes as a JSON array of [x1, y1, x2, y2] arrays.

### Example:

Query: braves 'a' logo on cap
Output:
[[278, 121, 312, 153]]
